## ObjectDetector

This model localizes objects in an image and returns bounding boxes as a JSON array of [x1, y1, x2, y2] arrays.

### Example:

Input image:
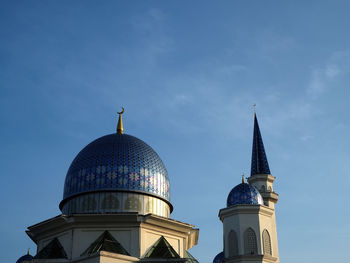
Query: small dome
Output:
[[227, 183, 263, 207], [213, 252, 224, 263], [16, 253, 33, 263]]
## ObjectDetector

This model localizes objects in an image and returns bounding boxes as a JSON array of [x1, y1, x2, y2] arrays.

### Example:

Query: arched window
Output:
[[124, 197, 141, 210], [244, 228, 258, 255], [228, 230, 239, 256], [82, 195, 97, 212], [101, 193, 120, 210], [262, 229, 272, 255]]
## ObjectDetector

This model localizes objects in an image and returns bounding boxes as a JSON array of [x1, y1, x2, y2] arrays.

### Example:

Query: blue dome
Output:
[[227, 183, 263, 207], [213, 252, 224, 263], [60, 133, 171, 210], [16, 254, 33, 263]]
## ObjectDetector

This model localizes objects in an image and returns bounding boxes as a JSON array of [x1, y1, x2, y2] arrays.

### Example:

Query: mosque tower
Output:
[[17, 110, 199, 263], [214, 114, 279, 263]]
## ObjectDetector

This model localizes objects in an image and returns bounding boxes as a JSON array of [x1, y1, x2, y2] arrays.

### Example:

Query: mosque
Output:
[[16, 110, 279, 263]]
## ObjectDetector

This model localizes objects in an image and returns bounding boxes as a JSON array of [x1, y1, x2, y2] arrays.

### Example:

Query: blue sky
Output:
[[1, 1, 350, 262]]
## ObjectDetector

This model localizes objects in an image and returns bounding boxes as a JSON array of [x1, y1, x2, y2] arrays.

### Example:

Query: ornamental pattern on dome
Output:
[[62, 134, 170, 204], [227, 183, 263, 207]]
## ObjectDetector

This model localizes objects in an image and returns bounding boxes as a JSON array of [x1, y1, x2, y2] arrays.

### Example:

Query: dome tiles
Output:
[[59, 133, 172, 215], [227, 182, 263, 207]]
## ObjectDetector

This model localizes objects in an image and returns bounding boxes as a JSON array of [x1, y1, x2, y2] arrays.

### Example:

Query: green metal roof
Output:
[[34, 238, 67, 259], [81, 230, 130, 256], [143, 236, 180, 259], [185, 250, 199, 263]]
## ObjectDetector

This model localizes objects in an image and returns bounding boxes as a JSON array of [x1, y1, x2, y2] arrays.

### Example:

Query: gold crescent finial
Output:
[[117, 107, 124, 134], [118, 107, 125, 115]]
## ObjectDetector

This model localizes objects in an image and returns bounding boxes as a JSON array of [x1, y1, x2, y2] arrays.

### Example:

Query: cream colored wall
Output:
[[29, 213, 197, 262], [223, 212, 262, 257], [36, 228, 137, 261], [99, 252, 139, 263], [221, 206, 279, 263], [258, 213, 279, 261], [35, 224, 188, 261]]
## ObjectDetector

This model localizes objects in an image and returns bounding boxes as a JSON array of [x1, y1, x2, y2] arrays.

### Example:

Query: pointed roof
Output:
[[143, 236, 180, 259], [34, 237, 67, 259], [185, 250, 199, 263], [81, 231, 130, 256], [251, 114, 271, 176]]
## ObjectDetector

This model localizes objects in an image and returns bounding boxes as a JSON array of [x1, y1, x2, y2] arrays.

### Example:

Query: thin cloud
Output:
[[307, 50, 350, 97]]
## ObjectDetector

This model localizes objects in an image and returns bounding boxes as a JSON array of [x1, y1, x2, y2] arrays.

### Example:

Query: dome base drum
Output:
[[61, 191, 171, 217]]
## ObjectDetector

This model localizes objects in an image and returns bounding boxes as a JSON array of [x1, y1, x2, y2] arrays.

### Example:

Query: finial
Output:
[[117, 107, 125, 134], [27, 248, 30, 255], [242, 173, 245, 184], [253, 104, 256, 115]]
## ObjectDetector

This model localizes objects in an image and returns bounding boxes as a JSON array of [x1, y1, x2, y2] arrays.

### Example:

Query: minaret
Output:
[[248, 114, 279, 208], [216, 113, 280, 263], [248, 113, 280, 262]]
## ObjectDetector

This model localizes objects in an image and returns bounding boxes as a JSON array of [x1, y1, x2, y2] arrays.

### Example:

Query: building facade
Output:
[[16, 112, 279, 263], [17, 111, 199, 263]]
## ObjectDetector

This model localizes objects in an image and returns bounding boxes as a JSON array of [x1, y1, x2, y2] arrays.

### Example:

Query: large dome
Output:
[[227, 182, 263, 207], [60, 133, 172, 217]]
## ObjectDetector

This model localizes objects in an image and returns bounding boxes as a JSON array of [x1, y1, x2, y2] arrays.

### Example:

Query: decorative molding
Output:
[[219, 205, 274, 221]]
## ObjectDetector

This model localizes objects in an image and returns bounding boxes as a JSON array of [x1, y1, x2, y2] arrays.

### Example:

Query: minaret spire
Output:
[[117, 107, 125, 134], [251, 113, 271, 176]]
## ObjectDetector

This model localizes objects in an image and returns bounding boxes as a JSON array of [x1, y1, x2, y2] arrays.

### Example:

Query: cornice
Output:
[[26, 213, 198, 245], [248, 174, 275, 183], [218, 205, 274, 221]]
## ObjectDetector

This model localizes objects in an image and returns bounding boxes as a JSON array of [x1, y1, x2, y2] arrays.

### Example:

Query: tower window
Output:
[[244, 228, 258, 255], [262, 229, 272, 255], [228, 230, 239, 256]]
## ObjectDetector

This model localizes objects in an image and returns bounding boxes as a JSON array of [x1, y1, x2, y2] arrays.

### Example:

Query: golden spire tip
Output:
[[117, 107, 125, 134], [242, 173, 245, 184]]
